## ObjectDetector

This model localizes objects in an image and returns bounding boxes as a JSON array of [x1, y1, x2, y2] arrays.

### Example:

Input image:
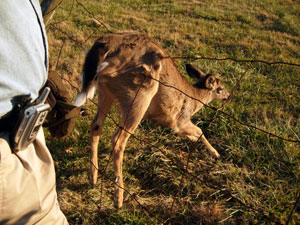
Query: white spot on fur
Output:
[[158, 62, 162, 72], [96, 62, 109, 74], [73, 92, 87, 107], [103, 50, 110, 60], [73, 83, 97, 107], [87, 84, 96, 99]]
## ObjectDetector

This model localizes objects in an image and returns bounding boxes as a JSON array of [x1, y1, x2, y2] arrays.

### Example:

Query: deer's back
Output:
[[96, 33, 166, 68], [96, 33, 194, 126]]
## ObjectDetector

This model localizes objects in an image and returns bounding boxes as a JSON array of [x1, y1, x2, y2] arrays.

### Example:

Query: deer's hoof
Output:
[[88, 174, 97, 185], [213, 152, 220, 159], [114, 196, 123, 209]]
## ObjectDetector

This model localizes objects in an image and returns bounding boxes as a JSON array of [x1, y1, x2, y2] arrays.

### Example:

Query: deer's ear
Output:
[[186, 64, 206, 81], [205, 75, 217, 89]]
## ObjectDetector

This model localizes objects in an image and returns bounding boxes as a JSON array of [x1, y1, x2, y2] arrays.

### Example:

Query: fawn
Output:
[[74, 33, 230, 208]]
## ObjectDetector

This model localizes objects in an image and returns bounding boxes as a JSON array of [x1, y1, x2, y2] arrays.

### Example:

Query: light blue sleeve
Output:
[[0, 0, 48, 116]]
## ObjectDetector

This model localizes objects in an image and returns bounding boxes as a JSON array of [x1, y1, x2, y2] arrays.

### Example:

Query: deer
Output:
[[73, 32, 230, 209]]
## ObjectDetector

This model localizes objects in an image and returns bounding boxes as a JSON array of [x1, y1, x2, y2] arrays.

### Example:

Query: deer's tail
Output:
[[73, 41, 109, 107]]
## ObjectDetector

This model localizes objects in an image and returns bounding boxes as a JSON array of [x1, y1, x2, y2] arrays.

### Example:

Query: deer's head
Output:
[[186, 64, 230, 101]]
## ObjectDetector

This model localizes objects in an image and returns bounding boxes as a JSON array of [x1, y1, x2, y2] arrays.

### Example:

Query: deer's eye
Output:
[[216, 87, 223, 94]]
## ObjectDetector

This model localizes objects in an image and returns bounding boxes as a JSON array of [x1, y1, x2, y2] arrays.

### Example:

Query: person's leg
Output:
[[0, 129, 68, 225]]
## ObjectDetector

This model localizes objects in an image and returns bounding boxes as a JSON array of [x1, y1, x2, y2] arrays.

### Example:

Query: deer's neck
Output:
[[189, 86, 213, 115]]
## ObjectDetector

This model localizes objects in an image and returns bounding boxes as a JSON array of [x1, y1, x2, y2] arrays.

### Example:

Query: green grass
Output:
[[45, 0, 300, 224]]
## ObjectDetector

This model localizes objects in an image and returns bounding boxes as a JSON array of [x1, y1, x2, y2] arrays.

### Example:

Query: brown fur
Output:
[[75, 33, 230, 208]]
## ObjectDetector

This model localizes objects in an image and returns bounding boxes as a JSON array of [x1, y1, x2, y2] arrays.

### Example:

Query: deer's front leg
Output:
[[175, 121, 220, 158]]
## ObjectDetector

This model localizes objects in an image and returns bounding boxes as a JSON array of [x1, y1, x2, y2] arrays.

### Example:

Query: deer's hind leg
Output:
[[112, 82, 159, 209], [90, 90, 113, 185]]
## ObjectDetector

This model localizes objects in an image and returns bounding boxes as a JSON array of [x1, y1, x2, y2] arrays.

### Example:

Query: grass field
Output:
[[45, 0, 300, 224]]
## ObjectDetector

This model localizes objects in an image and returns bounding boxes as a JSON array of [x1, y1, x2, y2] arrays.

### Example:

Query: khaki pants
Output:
[[0, 129, 68, 225]]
